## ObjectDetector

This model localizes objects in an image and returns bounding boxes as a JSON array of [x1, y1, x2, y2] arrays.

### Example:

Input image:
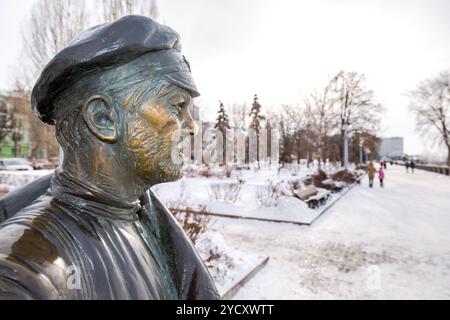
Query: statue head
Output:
[[31, 16, 198, 198]]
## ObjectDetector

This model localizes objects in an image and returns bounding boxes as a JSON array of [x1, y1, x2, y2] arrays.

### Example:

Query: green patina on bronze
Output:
[[0, 15, 218, 300]]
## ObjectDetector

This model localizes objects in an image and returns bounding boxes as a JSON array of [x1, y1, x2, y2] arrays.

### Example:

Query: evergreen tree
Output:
[[214, 101, 230, 132], [214, 101, 231, 165], [249, 94, 265, 168]]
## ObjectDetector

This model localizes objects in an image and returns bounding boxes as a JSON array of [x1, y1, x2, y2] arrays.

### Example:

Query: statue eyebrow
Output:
[[163, 88, 191, 107], [122, 83, 191, 113]]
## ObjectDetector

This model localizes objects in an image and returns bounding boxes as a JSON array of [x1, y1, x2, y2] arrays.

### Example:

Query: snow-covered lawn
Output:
[[153, 163, 351, 224], [208, 166, 450, 299]]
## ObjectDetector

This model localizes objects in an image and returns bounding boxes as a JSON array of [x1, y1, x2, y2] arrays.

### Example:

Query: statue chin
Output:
[[158, 161, 184, 183]]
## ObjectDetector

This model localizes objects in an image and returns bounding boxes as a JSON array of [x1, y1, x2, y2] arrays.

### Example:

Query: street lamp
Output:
[[359, 138, 365, 165], [342, 119, 350, 172]]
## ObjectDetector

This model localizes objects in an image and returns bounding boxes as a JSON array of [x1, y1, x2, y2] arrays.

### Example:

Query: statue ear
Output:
[[82, 95, 118, 143]]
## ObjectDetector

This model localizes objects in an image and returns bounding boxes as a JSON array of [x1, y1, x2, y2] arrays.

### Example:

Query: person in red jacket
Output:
[[378, 167, 385, 187]]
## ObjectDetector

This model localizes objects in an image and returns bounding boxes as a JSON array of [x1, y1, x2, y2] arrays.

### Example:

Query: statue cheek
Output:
[[142, 105, 176, 132]]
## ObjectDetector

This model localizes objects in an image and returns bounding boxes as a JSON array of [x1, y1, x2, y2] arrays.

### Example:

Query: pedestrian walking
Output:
[[410, 160, 415, 173], [405, 161, 410, 173], [378, 167, 385, 187], [367, 161, 377, 188]]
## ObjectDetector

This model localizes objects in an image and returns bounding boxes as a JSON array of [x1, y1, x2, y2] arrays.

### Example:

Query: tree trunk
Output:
[[447, 144, 450, 168]]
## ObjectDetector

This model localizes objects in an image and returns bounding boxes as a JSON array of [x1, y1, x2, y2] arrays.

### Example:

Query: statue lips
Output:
[[174, 131, 188, 159]]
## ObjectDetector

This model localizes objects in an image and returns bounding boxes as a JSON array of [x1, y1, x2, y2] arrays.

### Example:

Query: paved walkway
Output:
[[212, 166, 450, 299]]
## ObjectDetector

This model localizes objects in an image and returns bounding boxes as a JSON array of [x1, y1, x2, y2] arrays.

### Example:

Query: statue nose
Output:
[[183, 108, 197, 136]]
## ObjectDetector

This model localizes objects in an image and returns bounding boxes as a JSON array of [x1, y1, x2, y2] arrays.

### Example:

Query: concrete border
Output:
[[221, 256, 270, 300]]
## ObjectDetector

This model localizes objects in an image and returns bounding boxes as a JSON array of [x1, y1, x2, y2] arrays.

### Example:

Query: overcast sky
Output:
[[1, 0, 450, 156]]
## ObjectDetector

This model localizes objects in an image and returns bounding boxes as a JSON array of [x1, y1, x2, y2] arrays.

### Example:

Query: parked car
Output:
[[33, 159, 50, 170], [0, 158, 34, 171], [32, 158, 59, 170]]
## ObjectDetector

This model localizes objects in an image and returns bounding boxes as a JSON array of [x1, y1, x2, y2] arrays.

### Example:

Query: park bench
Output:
[[305, 190, 330, 209], [293, 185, 330, 209], [322, 179, 345, 193], [293, 184, 317, 200]]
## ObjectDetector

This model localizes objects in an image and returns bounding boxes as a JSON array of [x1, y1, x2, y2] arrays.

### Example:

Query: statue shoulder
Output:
[[0, 253, 61, 300], [0, 198, 76, 300], [146, 190, 220, 300]]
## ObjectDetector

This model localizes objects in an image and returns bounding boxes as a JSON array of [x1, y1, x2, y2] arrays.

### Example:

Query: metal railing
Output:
[[413, 164, 450, 176]]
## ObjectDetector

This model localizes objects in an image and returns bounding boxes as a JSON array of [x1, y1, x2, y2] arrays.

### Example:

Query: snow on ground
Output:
[[206, 165, 450, 299], [195, 231, 266, 296], [152, 163, 349, 224], [0, 169, 53, 192], [0, 169, 53, 186]]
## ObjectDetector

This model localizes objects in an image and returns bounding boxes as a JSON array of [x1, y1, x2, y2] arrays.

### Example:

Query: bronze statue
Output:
[[0, 15, 219, 300]]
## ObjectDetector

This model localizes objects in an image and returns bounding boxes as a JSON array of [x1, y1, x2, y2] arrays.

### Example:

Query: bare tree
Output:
[[409, 71, 450, 167], [18, 0, 88, 89], [99, 0, 159, 23], [278, 104, 306, 164], [13, 0, 88, 160], [264, 104, 307, 165], [328, 71, 382, 163], [303, 85, 336, 168], [329, 71, 382, 134], [229, 103, 248, 131]]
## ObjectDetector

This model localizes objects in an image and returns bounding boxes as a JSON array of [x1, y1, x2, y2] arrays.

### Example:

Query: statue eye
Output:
[[169, 101, 185, 118]]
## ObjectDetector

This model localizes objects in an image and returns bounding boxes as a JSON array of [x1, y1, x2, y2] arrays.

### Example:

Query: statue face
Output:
[[124, 84, 195, 184]]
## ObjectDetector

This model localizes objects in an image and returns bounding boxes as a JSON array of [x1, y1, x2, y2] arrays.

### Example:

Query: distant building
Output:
[[0, 91, 30, 158], [378, 137, 404, 160]]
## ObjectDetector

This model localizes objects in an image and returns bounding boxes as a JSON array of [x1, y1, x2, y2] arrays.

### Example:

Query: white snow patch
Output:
[[0, 170, 53, 189], [195, 230, 266, 296]]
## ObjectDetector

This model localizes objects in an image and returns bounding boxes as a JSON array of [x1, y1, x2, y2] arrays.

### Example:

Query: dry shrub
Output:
[[256, 180, 282, 207], [289, 179, 302, 190], [311, 170, 330, 188], [303, 176, 313, 186], [331, 170, 357, 184], [198, 234, 234, 283], [287, 179, 302, 195], [199, 167, 213, 178], [209, 182, 242, 202], [172, 206, 210, 244]]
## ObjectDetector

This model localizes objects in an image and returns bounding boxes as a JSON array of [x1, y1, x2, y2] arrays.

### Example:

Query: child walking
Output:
[[378, 167, 385, 187]]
